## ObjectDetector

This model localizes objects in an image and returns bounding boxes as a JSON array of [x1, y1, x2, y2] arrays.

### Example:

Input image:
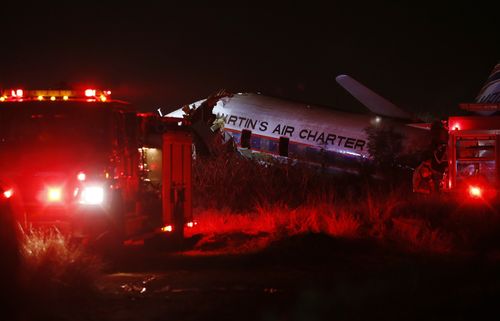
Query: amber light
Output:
[[161, 225, 173, 232]]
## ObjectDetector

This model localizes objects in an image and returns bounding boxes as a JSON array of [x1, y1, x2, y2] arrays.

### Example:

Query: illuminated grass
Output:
[[20, 228, 103, 304], [192, 204, 361, 238], [192, 154, 500, 255]]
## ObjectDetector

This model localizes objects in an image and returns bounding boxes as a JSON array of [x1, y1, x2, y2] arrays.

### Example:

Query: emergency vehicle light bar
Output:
[[0, 88, 112, 102]]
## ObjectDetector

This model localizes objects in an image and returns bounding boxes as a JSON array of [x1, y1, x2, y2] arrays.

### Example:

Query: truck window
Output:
[[455, 136, 497, 186], [456, 137, 495, 160]]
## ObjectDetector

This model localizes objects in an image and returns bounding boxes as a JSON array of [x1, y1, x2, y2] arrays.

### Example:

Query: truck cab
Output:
[[0, 89, 159, 243], [447, 114, 500, 201]]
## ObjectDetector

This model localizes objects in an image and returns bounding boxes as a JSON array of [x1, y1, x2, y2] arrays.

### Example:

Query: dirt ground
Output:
[[23, 233, 500, 321]]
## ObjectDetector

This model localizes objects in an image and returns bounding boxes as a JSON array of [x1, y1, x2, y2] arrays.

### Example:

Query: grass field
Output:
[[191, 152, 500, 256], [5, 153, 498, 320]]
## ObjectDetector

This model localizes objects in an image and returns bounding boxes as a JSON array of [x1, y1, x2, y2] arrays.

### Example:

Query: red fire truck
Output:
[[446, 104, 500, 201], [0, 88, 192, 247]]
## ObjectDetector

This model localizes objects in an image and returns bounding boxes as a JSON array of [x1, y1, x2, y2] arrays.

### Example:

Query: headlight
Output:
[[79, 186, 104, 205], [2, 188, 14, 199], [47, 187, 63, 203]]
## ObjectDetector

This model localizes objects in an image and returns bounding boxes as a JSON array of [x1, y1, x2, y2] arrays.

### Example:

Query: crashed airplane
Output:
[[164, 76, 432, 174]]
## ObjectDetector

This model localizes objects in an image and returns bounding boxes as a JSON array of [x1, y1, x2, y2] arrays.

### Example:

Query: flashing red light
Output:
[[452, 123, 460, 131], [77, 172, 86, 182], [468, 185, 482, 198], [3, 189, 14, 199], [47, 187, 63, 202], [85, 89, 96, 97], [161, 225, 173, 232]]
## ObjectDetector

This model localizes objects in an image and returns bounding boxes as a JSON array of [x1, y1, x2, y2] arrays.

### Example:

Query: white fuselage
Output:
[[168, 93, 427, 166], [214, 93, 370, 158]]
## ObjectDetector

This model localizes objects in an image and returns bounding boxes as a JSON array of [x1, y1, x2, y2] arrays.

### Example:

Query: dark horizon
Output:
[[1, 2, 498, 117]]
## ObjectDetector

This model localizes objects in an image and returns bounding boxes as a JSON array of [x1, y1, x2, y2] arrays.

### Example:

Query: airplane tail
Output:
[[475, 62, 500, 104], [335, 75, 412, 120]]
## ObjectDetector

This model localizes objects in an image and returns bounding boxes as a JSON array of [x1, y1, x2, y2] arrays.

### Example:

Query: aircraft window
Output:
[[241, 129, 251, 148], [268, 140, 278, 154], [251, 136, 261, 149], [279, 137, 289, 157]]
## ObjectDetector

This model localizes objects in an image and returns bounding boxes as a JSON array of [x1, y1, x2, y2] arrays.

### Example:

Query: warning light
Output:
[[468, 185, 482, 198], [11, 89, 23, 97], [452, 123, 460, 131], [0, 97, 5, 102], [85, 89, 96, 97], [100, 95, 107, 102], [3, 189, 14, 199], [63, 95, 69, 101], [50, 96, 56, 101], [77, 172, 86, 182], [161, 225, 173, 232], [38, 96, 44, 101], [186, 221, 197, 228], [47, 187, 63, 202]]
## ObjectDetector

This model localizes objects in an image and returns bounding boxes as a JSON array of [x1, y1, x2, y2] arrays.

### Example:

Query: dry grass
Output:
[[20, 227, 104, 305], [191, 203, 361, 238], [192, 154, 500, 255]]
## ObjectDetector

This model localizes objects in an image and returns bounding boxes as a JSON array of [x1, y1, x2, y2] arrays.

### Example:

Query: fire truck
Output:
[[0, 88, 192, 247], [446, 103, 500, 201]]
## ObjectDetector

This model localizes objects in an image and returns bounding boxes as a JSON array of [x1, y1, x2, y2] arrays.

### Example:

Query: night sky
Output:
[[1, 2, 498, 117]]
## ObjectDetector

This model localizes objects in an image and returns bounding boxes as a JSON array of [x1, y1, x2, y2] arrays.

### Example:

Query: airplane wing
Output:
[[336, 74, 412, 120]]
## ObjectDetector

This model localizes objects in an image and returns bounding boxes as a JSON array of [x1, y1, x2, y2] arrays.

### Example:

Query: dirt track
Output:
[[41, 233, 500, 321]]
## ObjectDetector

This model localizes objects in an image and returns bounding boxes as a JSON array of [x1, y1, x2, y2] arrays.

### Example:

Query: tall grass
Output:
[[192, 152, 499, 255], [20, 228, 103, 307], [193, 151, 370, 211]]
